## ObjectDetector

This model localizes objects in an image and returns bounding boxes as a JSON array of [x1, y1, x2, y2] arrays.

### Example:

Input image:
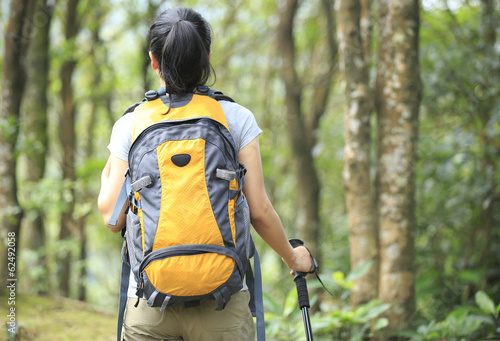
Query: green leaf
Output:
[[447, 306, 472, 322], [77, 158, 107, 178], [364, 303, 391, 321], [333, 271, 346, 287], [346, 260, 373, 283], [353, 299, 384, 320], [391, 330, 420, 338], [372, 317, 389, 331], [457, 269, 484, 285], [283, 289, 298, 317], [475, 291, 497, 318], [263, 292, 283, 315]]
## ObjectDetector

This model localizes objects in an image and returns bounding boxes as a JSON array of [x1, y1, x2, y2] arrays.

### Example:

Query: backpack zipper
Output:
[[129, 118, 238, 168], [134, 246, 207, 307], [139, 246, 207, 274], [139, 244, 243, 279]]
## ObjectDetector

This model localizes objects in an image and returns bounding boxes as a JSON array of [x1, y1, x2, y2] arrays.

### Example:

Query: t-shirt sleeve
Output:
[[107, 113, 133, 161], [108, 101, 260, 160], [221, 101, 262, 151]]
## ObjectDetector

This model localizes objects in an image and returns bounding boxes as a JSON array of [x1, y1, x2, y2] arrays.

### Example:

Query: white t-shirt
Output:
[[108, 98, 262, 162], [107, 95, 262, 298]]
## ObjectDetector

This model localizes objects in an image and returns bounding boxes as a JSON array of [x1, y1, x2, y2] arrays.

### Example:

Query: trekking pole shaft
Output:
[[301, 307, 313, 341]]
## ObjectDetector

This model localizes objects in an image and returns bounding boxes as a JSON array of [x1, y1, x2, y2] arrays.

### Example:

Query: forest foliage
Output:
[[1, 0, 499, 340]]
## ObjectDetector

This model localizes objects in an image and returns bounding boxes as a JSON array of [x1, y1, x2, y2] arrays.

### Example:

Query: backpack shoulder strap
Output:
[[117, 253, 130, 341], [122, 86, 232, 117], [196, 86, 235, 103], [247, 249, 265, 341], [122, 98, 147, 117]]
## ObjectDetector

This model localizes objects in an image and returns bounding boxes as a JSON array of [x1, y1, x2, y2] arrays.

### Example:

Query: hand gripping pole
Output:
[[289, 238, 314, 341]]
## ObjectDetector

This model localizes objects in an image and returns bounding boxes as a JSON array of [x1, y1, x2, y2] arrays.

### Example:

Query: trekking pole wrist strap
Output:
[[288, 238, 318, 274], [288, 238, 333, 296], [307, 253, 317, 274]]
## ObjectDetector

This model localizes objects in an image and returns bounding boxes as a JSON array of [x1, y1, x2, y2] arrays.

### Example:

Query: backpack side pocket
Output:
[[234, 194, 255, 262], [126, 208, 143, 275]]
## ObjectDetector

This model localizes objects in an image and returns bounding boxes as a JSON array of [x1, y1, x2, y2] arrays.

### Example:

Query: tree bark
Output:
[[375, 0, 421, 336], [141, 0, 161, 93], [359, 0, 372, 67], [0, 0, 36, 289], [277, 0, 321, 256], [58, 0, 80, 297], [336, 0, 379, 307], [75, 4, 109, 301], [21, 0, 55, 295], [307, 0, 338, 148]]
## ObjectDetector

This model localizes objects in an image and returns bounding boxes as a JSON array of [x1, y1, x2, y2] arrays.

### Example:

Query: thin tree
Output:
[[0, 0, 37, 288], [336, 0, 379, 307], [75, 2, 112, 301], [21, 0, 56, 295], [276, 0, 337, 257], [375, 0, 421, 336], [140, 0, 161, 93], [58, 0, 80, 297]]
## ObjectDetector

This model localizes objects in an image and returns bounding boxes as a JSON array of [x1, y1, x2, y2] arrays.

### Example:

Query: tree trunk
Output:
[[78, 221, 87, 301], [308, 0, 337, 148], [58, 0, 80, 297], [141, 0, 161, 93], [375, 0, 421, 336], [336, 0, 379, 307], [0, 0, 36, 289], [359, 0, 372, 67], [75, 6, 108, 300], [21, 0, 55, 295], [277, 0, 321, 256]]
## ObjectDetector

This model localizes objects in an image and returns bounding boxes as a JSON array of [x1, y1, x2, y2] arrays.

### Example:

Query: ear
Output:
[[149, 51, 159, 70]]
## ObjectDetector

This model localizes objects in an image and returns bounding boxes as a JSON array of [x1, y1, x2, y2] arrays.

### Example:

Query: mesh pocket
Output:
[[126, 212, 142, 271], [121, 240, 130, 266], [243, 203, 255, 259]]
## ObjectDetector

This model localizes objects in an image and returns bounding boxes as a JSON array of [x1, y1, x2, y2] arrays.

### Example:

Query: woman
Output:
[[98, 7, 313, 340]]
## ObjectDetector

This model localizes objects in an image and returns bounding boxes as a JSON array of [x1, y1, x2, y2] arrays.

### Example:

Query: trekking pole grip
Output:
[[294, 276, 310, 309], [289, 238, 310, 309]]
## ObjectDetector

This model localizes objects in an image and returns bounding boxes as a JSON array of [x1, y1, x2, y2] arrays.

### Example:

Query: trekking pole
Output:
[[289, 238, 315, 341]]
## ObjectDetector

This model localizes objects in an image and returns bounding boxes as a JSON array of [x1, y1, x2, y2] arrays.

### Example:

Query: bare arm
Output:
[[239, 137, 312, 273], [97, 155, 129, 233]]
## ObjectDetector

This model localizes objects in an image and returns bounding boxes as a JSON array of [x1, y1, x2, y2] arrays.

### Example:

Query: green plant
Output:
[[263, 268, 390, 341], [264, 288, 311, 340], [396, 290, 500, 340], [311, 298, 390, 341]]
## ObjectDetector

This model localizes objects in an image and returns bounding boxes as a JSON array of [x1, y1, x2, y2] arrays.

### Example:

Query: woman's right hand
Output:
[[284, 246, 314, 275]]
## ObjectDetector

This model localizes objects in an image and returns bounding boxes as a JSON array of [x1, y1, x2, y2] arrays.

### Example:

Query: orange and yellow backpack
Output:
[[109, 87, 265, 340]]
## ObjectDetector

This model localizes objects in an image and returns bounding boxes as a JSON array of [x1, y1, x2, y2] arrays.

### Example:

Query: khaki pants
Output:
[[122, 290, 255, 341]]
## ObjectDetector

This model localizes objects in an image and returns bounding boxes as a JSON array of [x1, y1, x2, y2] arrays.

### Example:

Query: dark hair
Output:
[[149, 7, 214, 96]]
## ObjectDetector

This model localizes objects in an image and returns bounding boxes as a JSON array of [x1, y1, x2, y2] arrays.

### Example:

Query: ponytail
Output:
[[149, 7, 214, 96]]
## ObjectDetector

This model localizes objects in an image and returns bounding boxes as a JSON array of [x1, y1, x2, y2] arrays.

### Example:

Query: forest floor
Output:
[[1, 294, 116, 340]]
